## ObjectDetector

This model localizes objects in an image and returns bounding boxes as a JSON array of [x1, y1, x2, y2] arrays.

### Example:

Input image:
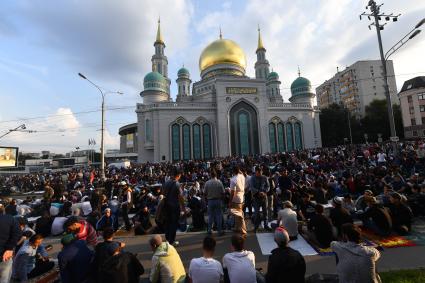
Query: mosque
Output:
[[120, 20, 322, 163]]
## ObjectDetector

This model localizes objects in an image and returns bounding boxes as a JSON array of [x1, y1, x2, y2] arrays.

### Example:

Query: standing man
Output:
[[250, 167, 271, 232], [162, 168, 184, 246], [120, 181, 133, 231], [229, 166, 246, 235], [0, 204, 22, 283], [204, 170, 225, 236]]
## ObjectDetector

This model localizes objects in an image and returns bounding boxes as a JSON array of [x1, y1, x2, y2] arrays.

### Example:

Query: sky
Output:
[[0, 0, 424, 154]]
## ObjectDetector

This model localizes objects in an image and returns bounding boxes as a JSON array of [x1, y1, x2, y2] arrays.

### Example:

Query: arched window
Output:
[[171, 124, 180, 161], [271, 88, 274, 96], [286, 123, 294, 151], [277, 122, 286, 152], [192, 124, 201, 160], [294, 122, 303, 150], [238, 112, 250, 156], [182, 124, 191, 160], [145, 119, 152, 142], [269, 123, 277, 153], [203, 124, 212, 159]]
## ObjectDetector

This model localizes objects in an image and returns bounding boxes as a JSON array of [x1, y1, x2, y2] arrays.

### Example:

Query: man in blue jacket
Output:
[[58, 234, 93, 283], [0, 204, 22, 283]]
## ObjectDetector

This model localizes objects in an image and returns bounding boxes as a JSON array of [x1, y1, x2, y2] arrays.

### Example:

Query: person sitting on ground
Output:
[[358, 197, 392, 236], [329, 197, 353, 236], [275, 201, 298, 241], [58, 234, 93, 283], [35, 210, 53, 237], [133, 205, 153, 235], [297, 193, 316, 222], [188, 236, 223, 283], [307, 204, 334, 249], [99, 241, 144, 283], [96, 208, 117, 231], [149, 234, 186, 283], [331, 223, 381, 283], [93, 228, 125, 281], [355, 190, 374, 212], [12, 234, 54, 282], [5, 199, 18, 216], [388, 192, 413, 235], [342, 194, 356, 214], [266, 227, 306, 283], [64, 216, 98, 246], [222, 234, 257, 283]]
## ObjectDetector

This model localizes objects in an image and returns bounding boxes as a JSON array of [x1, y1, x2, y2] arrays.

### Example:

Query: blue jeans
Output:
[[0, 259, 13, 283], [207, 199, 223, 233]]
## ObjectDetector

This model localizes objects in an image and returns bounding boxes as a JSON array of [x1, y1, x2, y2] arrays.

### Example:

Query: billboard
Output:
[[0, 147, 18, 168]]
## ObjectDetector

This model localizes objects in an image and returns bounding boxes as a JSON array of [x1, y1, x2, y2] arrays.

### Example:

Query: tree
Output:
[[320, 103, 353, 147]]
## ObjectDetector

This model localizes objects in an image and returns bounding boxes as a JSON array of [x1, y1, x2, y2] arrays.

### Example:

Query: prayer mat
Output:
[[256, 232, 318, 256], [360, 227, 416, 248]]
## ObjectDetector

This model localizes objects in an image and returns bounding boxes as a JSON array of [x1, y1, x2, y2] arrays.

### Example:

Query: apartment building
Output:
[[399, 76, 425, 138]]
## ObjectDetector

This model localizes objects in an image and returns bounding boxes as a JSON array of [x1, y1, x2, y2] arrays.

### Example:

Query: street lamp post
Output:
[[360, 1, 423, 154], [78, 73, 122, 180], [0, 124, 29, 139]]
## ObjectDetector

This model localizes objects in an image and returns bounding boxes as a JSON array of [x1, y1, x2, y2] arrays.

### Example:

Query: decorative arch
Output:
[[229, 100, 259, 156]]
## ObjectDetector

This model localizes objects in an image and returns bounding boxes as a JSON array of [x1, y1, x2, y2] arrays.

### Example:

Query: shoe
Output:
[[264, 225, 272, 231], [172, 241, 180, 247]]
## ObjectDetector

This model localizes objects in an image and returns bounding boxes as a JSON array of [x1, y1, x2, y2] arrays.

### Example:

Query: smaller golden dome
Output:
[[199, 38, 247, 72]]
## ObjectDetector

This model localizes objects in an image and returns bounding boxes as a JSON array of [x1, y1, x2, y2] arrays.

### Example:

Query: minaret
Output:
[[152, 18, 169, 78], [176, 65, 191, 102], [254, 25, 270, 79]]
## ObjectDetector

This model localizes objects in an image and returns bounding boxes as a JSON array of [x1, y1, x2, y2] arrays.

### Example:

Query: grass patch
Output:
[[380, 269, 425, 283]]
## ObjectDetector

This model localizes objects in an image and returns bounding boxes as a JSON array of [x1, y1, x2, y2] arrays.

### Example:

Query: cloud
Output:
[[46, 108, 81, 136], [16, 0, 193, 88]]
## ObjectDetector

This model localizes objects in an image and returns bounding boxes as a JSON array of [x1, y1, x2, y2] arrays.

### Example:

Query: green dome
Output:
[[144, 71, 166, 83], [177, 67, 190, 77], [290, 76, 311, 96], [267, 71, 279, 80]]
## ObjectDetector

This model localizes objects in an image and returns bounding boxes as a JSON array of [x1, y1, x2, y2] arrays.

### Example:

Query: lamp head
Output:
[[409, 29, 421, 40], [78, 73, 87, 80], [415, 18, 425, 29]]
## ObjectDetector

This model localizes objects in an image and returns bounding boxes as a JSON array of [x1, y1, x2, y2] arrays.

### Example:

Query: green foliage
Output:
[[379, 268, 425, 283], [319, 99, 404, 147]]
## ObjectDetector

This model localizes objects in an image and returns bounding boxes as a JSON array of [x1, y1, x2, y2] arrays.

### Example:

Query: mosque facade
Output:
[[135, 21, 322, 162]]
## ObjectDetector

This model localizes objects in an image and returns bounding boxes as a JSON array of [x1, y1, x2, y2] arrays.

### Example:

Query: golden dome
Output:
[[199, 38, 247, 72]]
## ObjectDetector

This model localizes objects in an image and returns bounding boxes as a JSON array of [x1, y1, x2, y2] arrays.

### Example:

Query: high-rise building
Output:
[[399, 76, 425, 138], [316, 60, 398, 118]]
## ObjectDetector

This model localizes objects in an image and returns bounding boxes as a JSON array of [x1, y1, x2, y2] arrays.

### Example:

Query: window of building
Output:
[[203, 124, 212, 159], [277, 123, 285, 152], [182, 124, 191, 160], [192, 124, 201, 160], [422, 117, 425, 125], [411, 119, 416, 126], [420, 105, 425, 112], [413, 131, 418, 137], [418, 93, 425, 100], [410, 107, 415, 114], [373, 86, 376, 90], [286, 123, 294, 151], [408, 96, 413, 103], [171, 124, 180, 161], [294, 122, 303, 150], [269, 123, 277, 153]]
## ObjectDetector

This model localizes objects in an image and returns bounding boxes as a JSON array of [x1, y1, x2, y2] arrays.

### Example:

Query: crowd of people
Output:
[[0, 140, 424, 282]]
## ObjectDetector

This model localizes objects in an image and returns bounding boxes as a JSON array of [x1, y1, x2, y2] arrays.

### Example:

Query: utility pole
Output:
[[360, 1, 400, 154]]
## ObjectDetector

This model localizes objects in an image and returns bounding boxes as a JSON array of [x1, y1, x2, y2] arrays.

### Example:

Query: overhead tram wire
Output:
[[0, 71, 424, 126]]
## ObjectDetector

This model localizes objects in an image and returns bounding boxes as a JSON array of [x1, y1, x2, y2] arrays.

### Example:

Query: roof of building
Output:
[[400, 76, 425, 93], [143, 71, 166, 83], [267, 71, 279, 81], [177, 67, 190, 77]]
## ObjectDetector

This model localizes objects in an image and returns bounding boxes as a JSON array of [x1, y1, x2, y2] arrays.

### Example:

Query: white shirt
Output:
[[230, 173, 245, 204], [189, 257, 223, 283], [222, 251, 256, 283], [277, 208, 298, 237], [377, 153, 386, 162]]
